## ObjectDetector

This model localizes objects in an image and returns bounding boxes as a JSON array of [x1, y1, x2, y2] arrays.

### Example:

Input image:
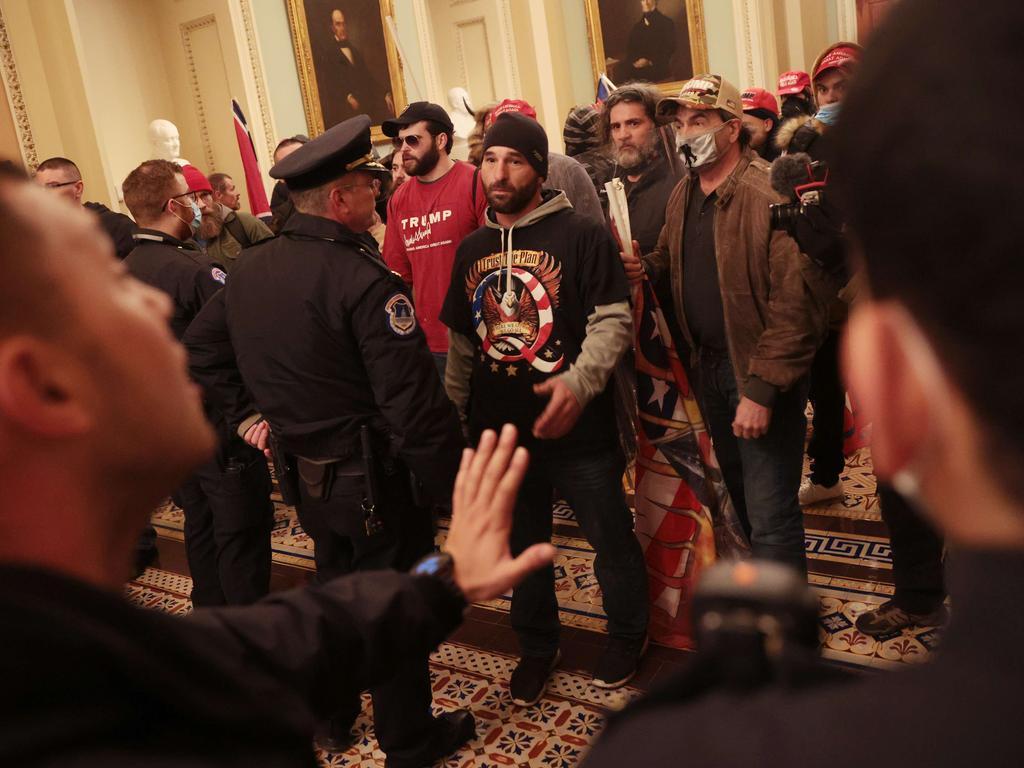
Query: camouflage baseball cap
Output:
[[657, 74, 744, 121]]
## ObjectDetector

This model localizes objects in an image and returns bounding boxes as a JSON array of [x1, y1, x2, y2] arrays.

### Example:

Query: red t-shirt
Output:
[[384, 161, 486, 352]]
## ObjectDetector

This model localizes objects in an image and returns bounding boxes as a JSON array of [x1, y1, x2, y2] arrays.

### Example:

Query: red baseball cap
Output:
[[741, 87, 779, 117], [180, 164, 213, 194], [813, 44, 860, 79], [777, 71, 811, 96], [485, 99, 537, 129]]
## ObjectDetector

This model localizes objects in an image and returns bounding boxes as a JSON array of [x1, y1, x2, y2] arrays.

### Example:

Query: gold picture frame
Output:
[[286, 0, 406, 141], [584, 0, 708, 96]]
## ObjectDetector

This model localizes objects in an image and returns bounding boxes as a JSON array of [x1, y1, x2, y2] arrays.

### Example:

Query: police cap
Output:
[[270, 115, 388, 191]]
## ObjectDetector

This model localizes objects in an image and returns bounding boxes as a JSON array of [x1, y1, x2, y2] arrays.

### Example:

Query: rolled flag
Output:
[[596, 73, 617, 103], [605, 178, 632, 258], [232, 99, 271, 220]]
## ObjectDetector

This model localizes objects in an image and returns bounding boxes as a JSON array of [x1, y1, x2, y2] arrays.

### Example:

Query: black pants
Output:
[[877, 483, 945, 614], [692, 351, 810, 572], [510, 446, 649, 656], [172, 439, 274, 607], [807, 330, 847, 487], [294, 457, 436, 758]]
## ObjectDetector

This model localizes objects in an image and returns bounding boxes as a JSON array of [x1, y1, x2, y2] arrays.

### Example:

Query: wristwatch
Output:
[[410, 551, 466, 606]]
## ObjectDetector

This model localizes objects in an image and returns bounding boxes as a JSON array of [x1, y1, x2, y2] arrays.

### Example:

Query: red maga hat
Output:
[[485, 99, 537, 130], [741, 87, 779, 117], [777, 70, 811, 96]]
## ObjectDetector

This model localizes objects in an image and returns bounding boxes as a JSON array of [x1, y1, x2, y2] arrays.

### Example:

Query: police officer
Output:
[[186, 116, 472, 767], [122, 159, 274, 608]]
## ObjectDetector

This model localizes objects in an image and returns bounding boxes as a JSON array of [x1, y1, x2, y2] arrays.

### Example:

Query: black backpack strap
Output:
[[224, 215, 252, 249], [472, 166, 480, 209]]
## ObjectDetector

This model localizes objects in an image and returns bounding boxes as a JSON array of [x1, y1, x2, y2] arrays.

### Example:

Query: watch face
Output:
[[414, 553, 444, 576]]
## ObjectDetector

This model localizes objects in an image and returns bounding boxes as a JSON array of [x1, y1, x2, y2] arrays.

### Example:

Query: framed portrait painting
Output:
[[584, 0, 709, 95], [286, 0, 406, 140]]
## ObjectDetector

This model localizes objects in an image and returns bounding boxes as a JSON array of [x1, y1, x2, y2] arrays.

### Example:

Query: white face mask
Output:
[[675, 121, 731, 171]]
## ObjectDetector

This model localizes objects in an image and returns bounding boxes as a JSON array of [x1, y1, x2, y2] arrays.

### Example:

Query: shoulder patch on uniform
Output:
[[385, 293, 416, 336], [211, 267, 228, 285]]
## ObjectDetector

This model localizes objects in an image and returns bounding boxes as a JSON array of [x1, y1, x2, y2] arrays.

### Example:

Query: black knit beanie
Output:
[[483, 112, 548, 177]]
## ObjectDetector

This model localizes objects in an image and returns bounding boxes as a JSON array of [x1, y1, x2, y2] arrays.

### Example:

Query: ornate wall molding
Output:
[[496, 0, 520, 97], [836, 0, 858, 42], [411, 0, 444, 103], [237, 0, 276, 159], [732, 0, 778, 90], [0, 7, 37, 169], [180, 14, 218, 171]]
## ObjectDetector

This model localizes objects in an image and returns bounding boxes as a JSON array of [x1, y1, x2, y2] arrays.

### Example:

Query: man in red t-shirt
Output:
[[383, 102, 486, 379]]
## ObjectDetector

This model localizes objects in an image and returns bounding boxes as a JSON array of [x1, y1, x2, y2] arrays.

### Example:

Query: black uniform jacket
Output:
[[583, 548, 1022, 768], [0, 565, 464, 767], [187, 212, 463, 500], [124, 229, 226, 340], [85, 201, 137, 260]]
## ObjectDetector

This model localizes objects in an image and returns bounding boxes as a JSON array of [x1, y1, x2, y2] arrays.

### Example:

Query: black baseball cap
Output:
[[270, 115, 387, 191], [381, 101, 454, 138]]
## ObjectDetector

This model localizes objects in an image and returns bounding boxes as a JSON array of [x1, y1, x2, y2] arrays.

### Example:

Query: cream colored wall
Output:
[[251, 0, 306, 140], [71, 0, 177, 205], [1, 0, 107, 199]]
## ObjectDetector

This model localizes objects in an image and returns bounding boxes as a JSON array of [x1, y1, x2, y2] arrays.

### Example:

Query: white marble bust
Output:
[[148, 119, 189, 166]]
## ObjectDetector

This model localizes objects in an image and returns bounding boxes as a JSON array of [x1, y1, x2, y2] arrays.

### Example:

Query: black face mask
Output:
[[781, 97, 813, 120]]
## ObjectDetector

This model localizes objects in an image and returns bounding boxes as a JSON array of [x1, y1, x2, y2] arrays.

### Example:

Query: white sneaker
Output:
[[799, 479, 843, 505]]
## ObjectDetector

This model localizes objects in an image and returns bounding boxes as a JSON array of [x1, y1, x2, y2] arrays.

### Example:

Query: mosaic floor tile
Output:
[[124, 569, 640, 768]]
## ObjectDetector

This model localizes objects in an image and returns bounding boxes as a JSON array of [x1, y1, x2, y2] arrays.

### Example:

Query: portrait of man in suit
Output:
[[295, 0, 399, 131]]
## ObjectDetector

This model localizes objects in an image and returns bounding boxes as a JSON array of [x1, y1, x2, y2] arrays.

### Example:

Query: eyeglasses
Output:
[[170, 191, 199, 204], [44, 180, 80, 189], [392, 134, 426, 149]]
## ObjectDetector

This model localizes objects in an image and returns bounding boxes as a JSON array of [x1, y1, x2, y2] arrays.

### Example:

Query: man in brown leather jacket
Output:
[[620, 74, 825, 571]]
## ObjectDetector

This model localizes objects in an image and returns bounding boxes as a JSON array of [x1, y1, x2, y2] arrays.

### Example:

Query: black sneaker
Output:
[[384, 709, 476, 768], [509, 650, 561, 707], [592, 634, 648, 689], [854, 600, 948, 638]]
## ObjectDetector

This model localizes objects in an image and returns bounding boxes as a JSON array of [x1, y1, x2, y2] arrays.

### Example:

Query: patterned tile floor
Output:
[[125, 569, 639, 768], [150, 446, 942, 671]]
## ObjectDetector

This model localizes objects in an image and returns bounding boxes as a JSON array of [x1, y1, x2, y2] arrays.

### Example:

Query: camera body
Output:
[[769, 157, 830, 234]]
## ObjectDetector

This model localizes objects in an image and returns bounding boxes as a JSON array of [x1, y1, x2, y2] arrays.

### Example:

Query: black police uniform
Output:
[[186, 115, 467, 765], [125, 229, 274, 608]]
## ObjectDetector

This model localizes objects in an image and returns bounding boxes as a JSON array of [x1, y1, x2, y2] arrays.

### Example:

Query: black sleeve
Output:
[[351, 273, 465, 501], [439, 243, 473, 336], [186, 571, 465, 719], [104, 212, 137, 260], [183, 288, 256, 431], [577, 220, 631, 313]]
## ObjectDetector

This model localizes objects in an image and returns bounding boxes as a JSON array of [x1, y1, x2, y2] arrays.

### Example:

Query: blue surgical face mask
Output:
[[815, 102, 842, 126], [172, 197, 202, 237]]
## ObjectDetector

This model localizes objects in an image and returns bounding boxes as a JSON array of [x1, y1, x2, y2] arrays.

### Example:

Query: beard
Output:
[[198, 205, 224, 240], [614, 134, 658, 172], [404, 143, 441, 177], [485, 177, 540, 214]]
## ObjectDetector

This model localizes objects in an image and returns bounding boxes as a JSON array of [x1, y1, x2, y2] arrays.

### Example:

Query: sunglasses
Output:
[[392, 134, 427, 149], [44, 180, 80, 189]]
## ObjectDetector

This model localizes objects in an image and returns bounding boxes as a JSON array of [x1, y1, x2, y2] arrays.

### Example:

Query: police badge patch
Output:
[[385, 293, 416, 336], [211, 267, 227, 285]]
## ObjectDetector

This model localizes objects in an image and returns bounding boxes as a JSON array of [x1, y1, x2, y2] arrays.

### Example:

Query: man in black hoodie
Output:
[[442, 113, 649, 705]]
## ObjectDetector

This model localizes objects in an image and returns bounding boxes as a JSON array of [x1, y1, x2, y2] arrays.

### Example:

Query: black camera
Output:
[[768, 155, 830, 234]]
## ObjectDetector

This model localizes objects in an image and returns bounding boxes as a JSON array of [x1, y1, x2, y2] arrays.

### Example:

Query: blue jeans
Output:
[[693, 350, 809, 571], [509, 446, 649, 656]]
